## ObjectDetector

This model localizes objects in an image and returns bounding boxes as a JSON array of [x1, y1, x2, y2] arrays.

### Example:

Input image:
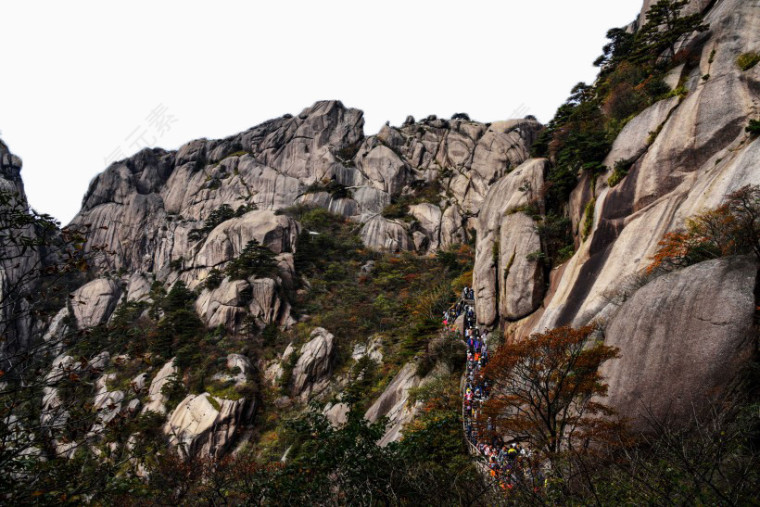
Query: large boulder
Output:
[[164, 393, 254, 458], [408, 203, 443, 251], [248, 277, 284, 328], [193, 210, 299, 268], [360, 215, 412, 252], [195, 278, 250, 331], [474, 159, 546, 326], [70, 278, 122, 329], [142, 358, 177, 415], [0, 140, 39, 365], [364, 362, 421, 446], [601, 257, 757, 430], [471, 119, 542, 184], [291, 328, 335, 398], [356, 143, 410, 195], [498, 213, 544, 320], [261, 100, 365, 182], [533, 0, 760, 333]]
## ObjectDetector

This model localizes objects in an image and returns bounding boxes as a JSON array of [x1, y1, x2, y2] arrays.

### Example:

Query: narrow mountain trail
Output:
[[446, 290, 543, 495]]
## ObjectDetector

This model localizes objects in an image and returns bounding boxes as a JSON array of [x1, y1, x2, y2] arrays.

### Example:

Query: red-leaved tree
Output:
[[479, 325, 619, 459]]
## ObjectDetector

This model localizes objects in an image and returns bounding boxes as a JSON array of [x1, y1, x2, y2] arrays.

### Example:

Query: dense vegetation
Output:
[[533, 0, 708, 218]]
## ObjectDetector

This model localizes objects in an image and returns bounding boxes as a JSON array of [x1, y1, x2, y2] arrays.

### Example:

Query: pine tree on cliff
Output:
[[634, 0, 709, 63]]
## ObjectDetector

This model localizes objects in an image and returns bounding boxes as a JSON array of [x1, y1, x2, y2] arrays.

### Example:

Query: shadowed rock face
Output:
[[364, 362, 422, 446], [601, 257, 757, 430], [0, 140, 39, 365]]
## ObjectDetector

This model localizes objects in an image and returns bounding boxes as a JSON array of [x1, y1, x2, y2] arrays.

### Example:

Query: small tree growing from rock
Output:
[[633, 0, 709, 64], [647, 185, 760, 273]]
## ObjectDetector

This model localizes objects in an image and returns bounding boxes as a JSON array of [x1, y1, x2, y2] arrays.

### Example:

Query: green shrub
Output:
[[608, 158, 635, 187], [304, 179, 351, 199], [204, 268, 223, 290], [736, 52, 760, 71], [279, 351, 299, 395], [746, 119, 760, 137], [381, 201, 408, 219], [582, 198, 596, 240], [535, 214, 573, 265], [526, 250, 546, 262], [505, 201, 540, 217], [189, 203, 256, 241], [224, 239, 278, 280]]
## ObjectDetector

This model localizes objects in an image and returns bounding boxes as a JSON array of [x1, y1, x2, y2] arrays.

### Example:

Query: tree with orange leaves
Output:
[[479, 325, 619, 460], [647, 185, 760, 274]]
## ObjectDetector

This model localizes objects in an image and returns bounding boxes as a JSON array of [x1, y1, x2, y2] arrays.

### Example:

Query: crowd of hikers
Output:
[[443, 286, 543, 493]]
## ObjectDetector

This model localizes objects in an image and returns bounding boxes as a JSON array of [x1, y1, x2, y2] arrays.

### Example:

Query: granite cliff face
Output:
[[0, 140, 39, 367], [3, 0, 758, 462]]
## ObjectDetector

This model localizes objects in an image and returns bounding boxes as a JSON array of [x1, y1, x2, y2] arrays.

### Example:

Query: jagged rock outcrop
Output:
[[0, 139, 40, 365], [195, 278, 251, 331], [70, 101, 541, 284], [192, 210, 299, 268], [70, 278, 122, 329], [17, 0, 756, 465], [142, 358, 177, 415], [291, 327, 335, 398], [248, 277, 285, 328], [164, 393, 254, 458], [364, 362, 422, 446], [409, 203, 443, 251], [474, 159, 546, 326], [360, 215, 412, 252], [601, 257, 757, 430], [364, 361, 453, 446]]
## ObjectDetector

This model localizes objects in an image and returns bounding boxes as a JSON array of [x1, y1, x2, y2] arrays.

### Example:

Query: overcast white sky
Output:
[[1, 0, 643, 224]]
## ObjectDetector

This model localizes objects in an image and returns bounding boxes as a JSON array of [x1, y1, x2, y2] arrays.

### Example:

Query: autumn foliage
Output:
[[480, 325, 619, 457], [647, 185, 760, 273]]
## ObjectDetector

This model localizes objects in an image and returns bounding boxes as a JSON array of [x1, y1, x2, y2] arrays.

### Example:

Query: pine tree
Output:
[[633, 0, 709, 63]]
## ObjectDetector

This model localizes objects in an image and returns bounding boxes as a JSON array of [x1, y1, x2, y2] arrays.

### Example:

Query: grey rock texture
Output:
[[142, 358, 177, 415], [291, 327, 335, 398], [194, 279, 251, 332], [364, 361, 454, 446], [474, 159, 546, 326], [164, 393, 255, 458], [70, 278, 122, 329], [360, 216, 411, 252], [364, 362, 422, 446], [16, 0, 758, 461], [0, 139, 39, 366], [323, 402, 350, 428], [638, 0, 711, 28], [535, 0, 760, 333], [497, 212, 544, 320], [71, 102, 540, 282], [601, 257, 757, 429]]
